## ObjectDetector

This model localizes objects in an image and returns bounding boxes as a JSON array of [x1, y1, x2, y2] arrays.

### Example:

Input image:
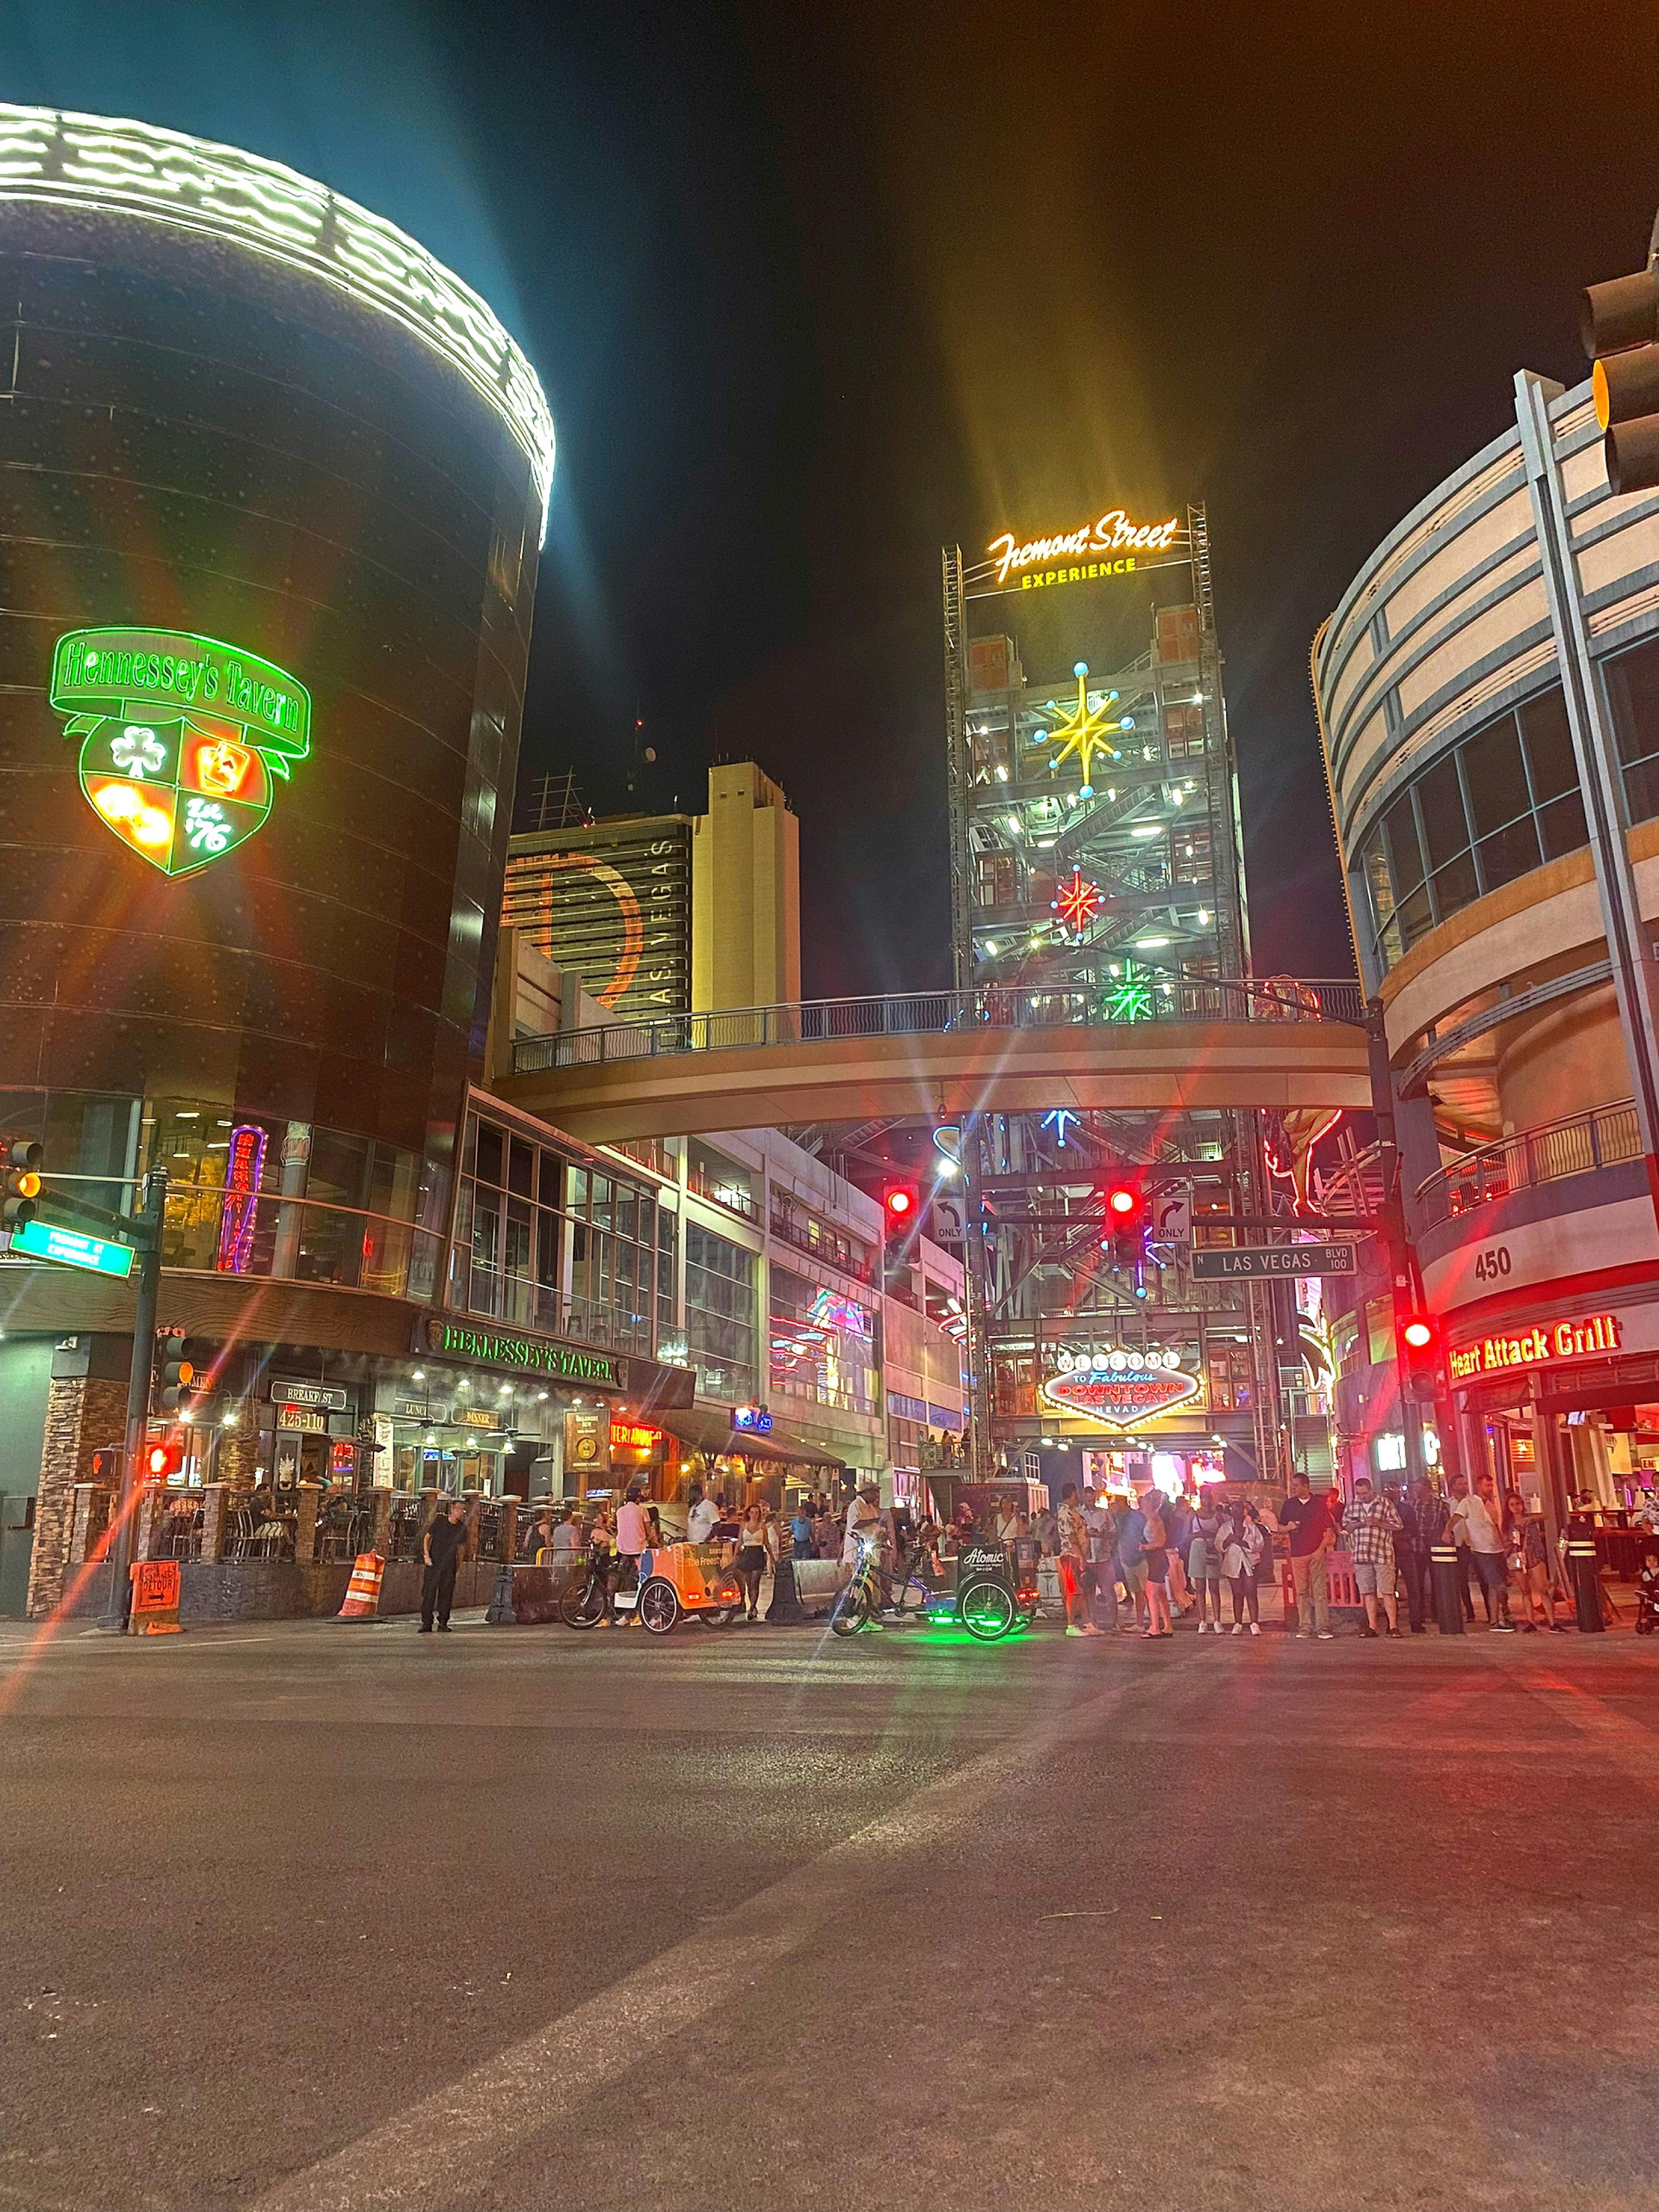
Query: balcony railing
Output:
[[456, 1268, 654, 1356], [1416, 1100, 1642, 1232], [158, 1187, 443, 1303], [513, 975, 1366, 1073]]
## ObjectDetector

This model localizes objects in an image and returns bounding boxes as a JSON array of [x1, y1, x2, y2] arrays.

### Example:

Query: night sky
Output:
[[9, 2, 1657, 993]]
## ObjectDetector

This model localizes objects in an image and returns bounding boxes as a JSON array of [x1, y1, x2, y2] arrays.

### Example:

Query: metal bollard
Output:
[[484, 1562, 517, 1625], [1430, 1545, 1465, 1636], [1568, 1539, 1605, 1634]]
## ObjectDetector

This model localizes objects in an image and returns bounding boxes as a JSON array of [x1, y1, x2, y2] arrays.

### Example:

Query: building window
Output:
[[769, 1189, 874, 1283], [451, 1114, 658, 1356], [1603, 632, 1659, 828], [1354, 681, 1589, 974], [769, 1267, 877, 1415], [686, 1139, 757, 1221], [683, 1222, 756, 1402]]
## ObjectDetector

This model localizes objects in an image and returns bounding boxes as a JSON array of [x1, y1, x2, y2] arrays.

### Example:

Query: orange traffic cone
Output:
[[337, 1551, 386, 1620]]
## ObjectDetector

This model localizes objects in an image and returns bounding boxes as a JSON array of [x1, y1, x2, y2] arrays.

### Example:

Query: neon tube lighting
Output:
[[0, 103, 555, 541]]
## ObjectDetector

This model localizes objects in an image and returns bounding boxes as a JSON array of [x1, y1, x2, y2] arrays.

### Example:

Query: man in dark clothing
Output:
[[420, 1500, 468, 1631], [1396, 1477, 1443, 1633], [1278, 1471, 1335, 1639]]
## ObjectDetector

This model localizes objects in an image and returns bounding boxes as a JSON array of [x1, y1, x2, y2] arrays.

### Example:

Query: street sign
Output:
[[1191, 1242, 1358, 1281], [1154, 1188, 1192, 1243], [7, 1217, 137, 1277]]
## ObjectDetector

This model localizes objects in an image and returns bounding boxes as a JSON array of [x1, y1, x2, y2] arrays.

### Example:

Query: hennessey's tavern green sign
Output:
[[50, 628, 311, 877], [423, 1318, 622, 1386]]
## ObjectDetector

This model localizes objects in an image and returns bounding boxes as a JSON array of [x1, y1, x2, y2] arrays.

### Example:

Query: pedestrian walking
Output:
[[1056, 1483, 1103, 1637], [419, 1498, 467, 1633], [1217, 1499, 1266, 1634], [1278, 1470, 1336, 1640], [1189, 1496, 1225, 1632], [1139, 1491, 1173, 1638], [687, 1484, 718, 1543], [735, 1502, 772, 1621], [1343, 1475, 1404, 1637]]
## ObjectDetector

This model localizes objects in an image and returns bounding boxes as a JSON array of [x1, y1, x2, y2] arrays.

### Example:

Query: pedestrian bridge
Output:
[[499, 979, 1372, 1142]]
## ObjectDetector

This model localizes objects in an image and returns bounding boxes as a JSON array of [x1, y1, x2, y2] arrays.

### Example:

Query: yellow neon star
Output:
[[1037, 662, 1125, 796]]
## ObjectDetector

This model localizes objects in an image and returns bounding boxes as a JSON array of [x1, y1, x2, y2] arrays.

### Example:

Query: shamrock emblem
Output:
[[111, 724, 168, 779]]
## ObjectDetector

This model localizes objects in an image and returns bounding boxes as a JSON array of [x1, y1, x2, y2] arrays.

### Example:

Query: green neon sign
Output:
[[50, 628, 311, 877], [10, 1217, 137, 1278]]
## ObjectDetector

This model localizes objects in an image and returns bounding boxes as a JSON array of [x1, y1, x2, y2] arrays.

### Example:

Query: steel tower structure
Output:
[[943, 507, 1292, 1490]]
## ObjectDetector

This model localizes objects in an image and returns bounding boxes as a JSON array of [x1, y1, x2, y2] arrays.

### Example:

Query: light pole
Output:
[[97, 1168, 168, 1632]]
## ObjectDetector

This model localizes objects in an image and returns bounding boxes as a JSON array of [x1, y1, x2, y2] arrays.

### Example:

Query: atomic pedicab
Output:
[[832, 1534, 1040, 1642]]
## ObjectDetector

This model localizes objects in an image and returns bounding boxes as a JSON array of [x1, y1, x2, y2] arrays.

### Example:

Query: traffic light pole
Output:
[[97, 1168, 167, 1632]]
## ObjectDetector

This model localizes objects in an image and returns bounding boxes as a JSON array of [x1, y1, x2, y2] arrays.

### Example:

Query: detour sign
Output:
[[130, 1559, 184, 1635]]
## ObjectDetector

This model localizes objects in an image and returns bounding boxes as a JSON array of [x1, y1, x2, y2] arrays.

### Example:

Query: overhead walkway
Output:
[[500, 979, 1371, 1143]]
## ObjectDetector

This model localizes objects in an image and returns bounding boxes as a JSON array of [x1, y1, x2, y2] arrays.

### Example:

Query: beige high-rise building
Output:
[[691, 762, 801, 1011], [503, 762, 800, 1023]]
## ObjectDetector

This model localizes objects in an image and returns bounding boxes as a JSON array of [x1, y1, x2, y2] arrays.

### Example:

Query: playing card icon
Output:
[[49, 628, 310, 878]]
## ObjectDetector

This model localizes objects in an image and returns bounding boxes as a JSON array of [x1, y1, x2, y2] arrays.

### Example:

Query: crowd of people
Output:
[[419, 1465, 1658, 1638]]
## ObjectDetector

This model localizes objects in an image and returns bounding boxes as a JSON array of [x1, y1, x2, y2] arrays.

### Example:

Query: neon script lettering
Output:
[[987, 509, 1181, 585], [1446, 1313, 1621, 1382]]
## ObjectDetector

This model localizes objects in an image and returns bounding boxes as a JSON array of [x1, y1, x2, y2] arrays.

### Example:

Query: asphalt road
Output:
[[3, 1609, 1657, 2212]]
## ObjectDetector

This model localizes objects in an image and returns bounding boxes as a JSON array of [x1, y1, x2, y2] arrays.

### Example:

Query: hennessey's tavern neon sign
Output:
[[986, 510, 1181, 588], [50, 628, 311, 877]]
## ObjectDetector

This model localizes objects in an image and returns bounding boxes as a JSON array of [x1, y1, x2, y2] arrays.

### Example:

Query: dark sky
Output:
[[10, 2, 1658, 993]]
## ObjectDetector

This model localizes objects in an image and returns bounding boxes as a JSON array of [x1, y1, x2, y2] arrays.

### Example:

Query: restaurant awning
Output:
[[653, 1403, 849, 1471]]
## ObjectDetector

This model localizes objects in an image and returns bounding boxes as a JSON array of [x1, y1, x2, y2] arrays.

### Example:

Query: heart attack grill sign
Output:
[[50, 629, 311, 877]]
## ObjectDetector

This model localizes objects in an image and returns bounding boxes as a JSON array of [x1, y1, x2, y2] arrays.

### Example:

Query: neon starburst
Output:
[[1035, 661, 1126, 798], [1052, 868, 1103, 934], [1100, 960, 1155, 1023]]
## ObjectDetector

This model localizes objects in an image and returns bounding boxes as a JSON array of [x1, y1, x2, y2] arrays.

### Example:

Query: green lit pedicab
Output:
[[831, 1531, 1039, 1642]]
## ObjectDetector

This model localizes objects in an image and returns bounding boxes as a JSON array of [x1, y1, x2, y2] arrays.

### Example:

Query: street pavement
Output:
[[3, 1610, 1657, 2212]]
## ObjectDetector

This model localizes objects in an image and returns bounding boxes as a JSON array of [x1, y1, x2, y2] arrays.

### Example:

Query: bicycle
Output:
[[829, 1535, 935, 1637]]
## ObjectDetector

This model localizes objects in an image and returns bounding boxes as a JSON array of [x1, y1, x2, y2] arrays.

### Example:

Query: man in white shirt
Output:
[[843, 1485, 883, 1564], [614, 1488, 653, 1626], [1447, 1475, 1514, 1630], [687, 1487, 718, 1543]]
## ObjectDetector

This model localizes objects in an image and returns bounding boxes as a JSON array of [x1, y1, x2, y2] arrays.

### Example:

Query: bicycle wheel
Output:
[[561, 1577, 608, 1629], [830, 1582, 870, 1638], [638, 1579, 679, 1635], [959, 1580, 1016, 1641]]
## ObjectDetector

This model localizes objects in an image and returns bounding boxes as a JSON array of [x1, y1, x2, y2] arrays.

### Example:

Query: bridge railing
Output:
[[512, 976, 1366, 1075]]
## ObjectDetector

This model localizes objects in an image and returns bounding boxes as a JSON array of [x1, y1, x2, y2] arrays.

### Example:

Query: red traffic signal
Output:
[[144, 1441, 184, 1480], [1582, 259, 1659, 493], [1396, 1309, 1441, 1400], [1105, 1184, 1139, 1218], [883, 1182, 920, 1224]]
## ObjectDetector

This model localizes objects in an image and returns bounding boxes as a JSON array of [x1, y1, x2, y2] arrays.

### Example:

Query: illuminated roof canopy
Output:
[[0, 103, 556, 539]]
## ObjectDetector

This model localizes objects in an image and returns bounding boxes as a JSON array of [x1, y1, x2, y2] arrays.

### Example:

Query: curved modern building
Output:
[[1316, 369, 1659, 1524], [0, 106, 641, 1617]]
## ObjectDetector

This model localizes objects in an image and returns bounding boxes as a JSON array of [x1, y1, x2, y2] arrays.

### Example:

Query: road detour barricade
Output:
[[130, 1559, 183, 1635]]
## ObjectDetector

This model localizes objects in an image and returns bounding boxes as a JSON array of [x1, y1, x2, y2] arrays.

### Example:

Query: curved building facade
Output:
[[0, 107, 578, 1616], [1315, 371, 1659, 1527]]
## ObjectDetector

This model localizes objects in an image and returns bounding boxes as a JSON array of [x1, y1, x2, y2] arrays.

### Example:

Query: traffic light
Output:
[[154, 1332, 210, 1417], [1582, 255, 1659, 493], [1397, 1309, 1441, 1402], [1101, 1179, 1147, 1271], [883, 1182, 920, 1228], [2, 1136, 43, 1233], [144, 1440, 184, 1481]]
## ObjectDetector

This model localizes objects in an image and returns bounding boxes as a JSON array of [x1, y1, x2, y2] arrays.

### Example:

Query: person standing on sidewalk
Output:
[[1397, 1477, 1442, 1634], [419, 1499, 468, 1633], [1448, 1474, 1516, 1630], [1343, 1475, 1404, 1637], [1115, 1492, 1150, 1632], [1083, 1489, 1118, 1630], [1217, 1498, 1267, 1634], [1056, 1484, 1103, 1638], [1278, 1471, 1336, 1640], [1189, 1494, 1225, 1634]]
